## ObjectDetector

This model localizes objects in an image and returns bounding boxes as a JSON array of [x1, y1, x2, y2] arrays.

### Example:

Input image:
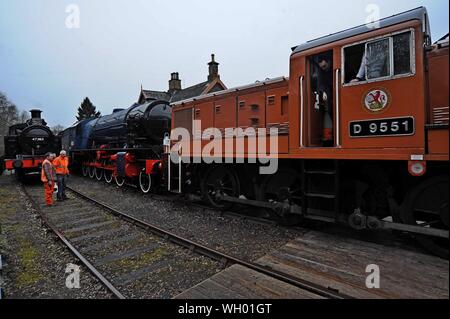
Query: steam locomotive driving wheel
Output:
[[104, 169, 113, 183], [258, 168, 303, 226], [95, 167, 103, 181], [115, 175, 125, 187], [401, 176, 449, 259], [139, 168, 152, 194], [88, 166, 95, 179], [82, 164, 89, 177]]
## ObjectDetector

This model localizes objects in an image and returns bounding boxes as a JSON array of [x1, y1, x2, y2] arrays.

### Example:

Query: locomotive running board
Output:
[[218, 194, 449, 239]]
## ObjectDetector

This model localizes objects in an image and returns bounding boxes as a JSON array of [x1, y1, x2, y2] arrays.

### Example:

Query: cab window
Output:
[[393, 32, 412, 75], [343, 30, 414, 84], [366, 38, 390, 79]]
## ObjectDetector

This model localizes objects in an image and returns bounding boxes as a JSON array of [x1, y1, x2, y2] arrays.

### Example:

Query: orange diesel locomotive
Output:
[[169, 8, 449, 257]]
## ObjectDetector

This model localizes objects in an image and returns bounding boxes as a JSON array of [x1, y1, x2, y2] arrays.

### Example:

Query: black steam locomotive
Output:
[[61, 100, 171, 191], [4, 110, 61, 180]]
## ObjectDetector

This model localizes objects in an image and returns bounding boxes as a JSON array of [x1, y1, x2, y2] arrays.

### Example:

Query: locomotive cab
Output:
[[284, 7, 448, 256], [290, 7, 432, 156]]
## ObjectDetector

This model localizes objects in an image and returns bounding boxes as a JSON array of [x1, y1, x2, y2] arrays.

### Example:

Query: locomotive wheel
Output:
[[139, 169, 152, 194], [200, 166, 240, 210], [95, 168, 103, 181], [82, 165, 88, 177], [115, 175, 125, 187], [104, 170, 113, 184], [89, 166, 95, 179], [258, 168, 303, 226], [401, 176, 449, 259]]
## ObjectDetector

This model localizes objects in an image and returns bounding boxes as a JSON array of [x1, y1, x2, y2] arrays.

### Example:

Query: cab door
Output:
[[304, 50, 337, 148]]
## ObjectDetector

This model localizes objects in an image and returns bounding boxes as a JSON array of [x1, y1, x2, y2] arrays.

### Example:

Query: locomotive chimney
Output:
[[30, 109, 44, 125], [30, 109, 42, 119], [168, 72, 182, 93], [208, 54, 219, 82]]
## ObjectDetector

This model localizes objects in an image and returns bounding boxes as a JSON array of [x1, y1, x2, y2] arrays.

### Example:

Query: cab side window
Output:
[[343, 44, 365, 83], [393, 32, 412, 75], [366, 38, 390, 79], [343, 30, 414, 84]]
